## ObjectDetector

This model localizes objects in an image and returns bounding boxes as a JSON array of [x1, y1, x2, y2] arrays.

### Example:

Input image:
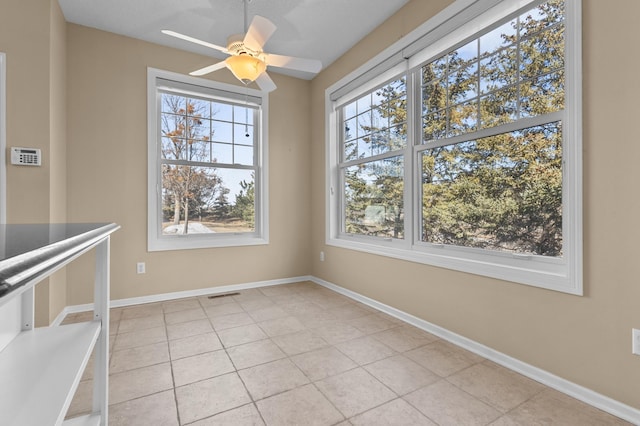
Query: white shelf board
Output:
[[0, 321, 101, 426], [63, 413, 101, 426]]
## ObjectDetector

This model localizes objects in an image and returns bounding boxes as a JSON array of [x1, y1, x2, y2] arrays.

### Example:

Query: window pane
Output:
[[234, 105, 254, 125], [234, 145, 253, 165], [162, 166, 255, 235], [344, 156, 404, 239], [448, 61, 478, 104], [234, 123, 254, 144], [479, 87, 518, 128], [161, 94, 185, 113], [479, 47, 518, 95], [448, 100, 478, 136], [520, 0, 564, 37], [161, 137, 186, 160], [479, 19, 517, 57], [423, 110, 447, 142], [421, 122, 562, 257], [212, 121, 233, 143], [212, 143, 232, 164], [520, 25, 565, 80], [188, 98, 211, 119], [520, 70, 564, 117], [213, 102, 233, 122], [344, 101, 357, 120]]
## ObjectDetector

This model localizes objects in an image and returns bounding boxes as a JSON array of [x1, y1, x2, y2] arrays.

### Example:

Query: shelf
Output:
[[63, 413, 101, 426], [0, 321, 101, 425]]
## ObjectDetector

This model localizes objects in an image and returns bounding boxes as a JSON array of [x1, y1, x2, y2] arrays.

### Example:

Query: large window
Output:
[[148, 69, 268, 251], [327, 0, 582, 294]]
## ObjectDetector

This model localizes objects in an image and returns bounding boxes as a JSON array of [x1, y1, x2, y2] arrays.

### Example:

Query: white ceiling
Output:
[[58, 0, 410, 80]]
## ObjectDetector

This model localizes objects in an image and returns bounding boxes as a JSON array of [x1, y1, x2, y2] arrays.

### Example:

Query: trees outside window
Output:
[[330, 0, 582, 293], [148, 69, 267, 251]]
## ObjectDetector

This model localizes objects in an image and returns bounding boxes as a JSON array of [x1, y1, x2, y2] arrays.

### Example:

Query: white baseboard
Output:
[[54, 274, 640, 424], [54, 275, 314, 322], [309, 276, 640, 425]]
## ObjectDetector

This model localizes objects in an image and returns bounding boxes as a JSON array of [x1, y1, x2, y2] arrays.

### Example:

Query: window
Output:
[[148, 68, 268, 251], [327, 0, 582, 294]]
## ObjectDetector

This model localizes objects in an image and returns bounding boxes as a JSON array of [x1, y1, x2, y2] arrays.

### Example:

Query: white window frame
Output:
[[147, 68, 269, 251], [326, 0, 582, 294]]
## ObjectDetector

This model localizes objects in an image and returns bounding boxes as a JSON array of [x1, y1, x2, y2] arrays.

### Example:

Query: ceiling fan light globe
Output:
[[226, 55, 266, 84]]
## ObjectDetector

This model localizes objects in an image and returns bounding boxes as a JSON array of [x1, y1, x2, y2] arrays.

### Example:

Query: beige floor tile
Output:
[[217, 323, 268, 348], [164, 307, 206, 325], [109, 362, 174, 405], [162, 298, 201, 313], [364, 355, 439, 395], [327, 304, 372, 320], [350, 398, 437, 426], [294, 310, 339, 328], [405, 340, 484, 377], [498, 389, 632, 426], [172, 349, 236, 387], [311, 321, 365, 345], [246, 305, 289, 322], [315, 368, 396, 418], [291, 347, 358, 382], [272, 329, 329, 356], [257, 316, 306, 337], [189, 403, 265, 425], [269, 293, 307, 306], [110, 308, 123, 322], [120, 303, 163, 320], [348, 314, 398, 335], [259, 285, 297, 297], [239, 358, 310, 400], [204, 302, 245, 318], [119, 314, 165, 333], [256, 384, 344, 426], [335, 335, 396, 365], [109, 389, 179, 426], [168, 332, 223, 360], [447, 361, 545, 412], [237, 297, 275, 311], [226, 339, 286, 369], [175, 372, 251, 424], [210, 312, 255, 331], [372, 325, 439, 352], [281, 301, 325, 317], [114, 325, 167, 351], [405, 380, 501, 426], [166, 318, 214, 340], [110, 341, 170, 374]]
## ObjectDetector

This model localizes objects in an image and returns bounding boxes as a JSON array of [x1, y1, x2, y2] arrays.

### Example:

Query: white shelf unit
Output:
[[0, 223, 119, 426]]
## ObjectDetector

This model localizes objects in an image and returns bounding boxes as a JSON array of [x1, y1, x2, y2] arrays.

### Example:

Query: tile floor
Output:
[[62, 281, 630, 425]]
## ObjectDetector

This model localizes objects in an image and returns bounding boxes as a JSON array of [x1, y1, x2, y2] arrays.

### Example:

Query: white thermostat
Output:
[[11, 147, 41, 166]]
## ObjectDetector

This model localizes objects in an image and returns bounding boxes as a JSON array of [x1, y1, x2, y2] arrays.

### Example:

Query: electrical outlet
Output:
[[320, 251, 325, 262], [136, 262, 146, 274], [633, 329, 640, 355]]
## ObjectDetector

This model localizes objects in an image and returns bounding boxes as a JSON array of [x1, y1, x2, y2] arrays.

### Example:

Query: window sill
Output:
[[148, 235, 268, 252], [326, 236, 581, 296]]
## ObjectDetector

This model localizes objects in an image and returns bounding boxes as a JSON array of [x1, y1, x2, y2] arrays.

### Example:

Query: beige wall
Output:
[[0, 0, 68, 325], [310, 0, 640, 409], [65, 24, 312, 304]]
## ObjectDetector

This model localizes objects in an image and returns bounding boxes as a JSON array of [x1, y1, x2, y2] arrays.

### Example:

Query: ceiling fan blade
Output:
[[265, 53, 322, 74], [189, 61, 228, 76], [255, 72, 277, 93], [243, 15, 277, 52], [162, 30, 228, 53]]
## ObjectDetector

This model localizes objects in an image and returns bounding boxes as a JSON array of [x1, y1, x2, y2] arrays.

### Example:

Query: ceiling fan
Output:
[[162, 0, 322, 92]]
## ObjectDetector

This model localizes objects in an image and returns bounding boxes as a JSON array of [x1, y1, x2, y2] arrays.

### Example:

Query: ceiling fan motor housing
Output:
[[227, 34, 255, 56]]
